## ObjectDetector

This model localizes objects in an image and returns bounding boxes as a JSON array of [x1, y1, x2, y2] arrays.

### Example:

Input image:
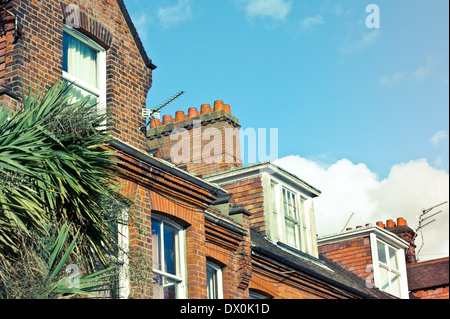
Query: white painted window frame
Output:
[[370, 233, 409, 299], [206, 261, 224, 299], [152, 215, 187, 299], [62, 25, 107, 116], [117, 210, 130, 299]]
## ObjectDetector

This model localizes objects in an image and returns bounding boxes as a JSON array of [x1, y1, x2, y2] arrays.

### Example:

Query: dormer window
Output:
[[62, 25, 106, 113], [268, 179, 317, 257], [203, 162, 321, 259], [375, 239, 403, 297]]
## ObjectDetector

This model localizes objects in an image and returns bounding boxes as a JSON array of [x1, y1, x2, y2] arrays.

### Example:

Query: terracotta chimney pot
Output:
[[224, 104, 231, 114], [214, 100, 225, 111], [386, 219, 396, 228], [376, 221, 385, 229], [356, 225, 362, 229], [397, 217, 407, 227], [188, 107, 199, 118], [201, 104, 211, 114], [162, 114, 173, 125], [150, 118, 158, 128], [346, 227, 352, 231], [175, 111, 186, 122]]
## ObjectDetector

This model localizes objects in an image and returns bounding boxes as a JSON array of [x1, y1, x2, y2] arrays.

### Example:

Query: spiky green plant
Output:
[[0, 221, 118, 299], [0, 80, 127, 284]]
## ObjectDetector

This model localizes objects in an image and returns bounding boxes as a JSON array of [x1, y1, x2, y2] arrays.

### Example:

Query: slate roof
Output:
[[250, 229, 396, 299], [407, 257, 449, 291]]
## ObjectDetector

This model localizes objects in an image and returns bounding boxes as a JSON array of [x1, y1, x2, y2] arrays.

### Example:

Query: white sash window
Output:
[[62, 25, 106, 114]]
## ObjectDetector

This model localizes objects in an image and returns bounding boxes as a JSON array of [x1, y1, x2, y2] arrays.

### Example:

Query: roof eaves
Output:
[[116, 0, 157, 70]]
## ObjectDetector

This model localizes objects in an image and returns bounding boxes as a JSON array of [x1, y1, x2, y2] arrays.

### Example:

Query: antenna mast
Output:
[[411, 201, 448, 260], [341, 212, 354, 233], [140, 90, 186, 133]]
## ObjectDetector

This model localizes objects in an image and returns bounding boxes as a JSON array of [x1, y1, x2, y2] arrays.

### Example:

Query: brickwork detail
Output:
[[1, 0, 153, 151], [319, 236, 373, 282], [146, 101, 242, 177], [220, 176, 266, 235]]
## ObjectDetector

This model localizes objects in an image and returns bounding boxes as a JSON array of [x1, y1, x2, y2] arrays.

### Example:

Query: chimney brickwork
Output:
[[146, 100, 243, 177]]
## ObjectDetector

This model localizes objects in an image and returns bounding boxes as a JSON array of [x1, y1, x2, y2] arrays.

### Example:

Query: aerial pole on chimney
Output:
[[410, 201, 448, 260]]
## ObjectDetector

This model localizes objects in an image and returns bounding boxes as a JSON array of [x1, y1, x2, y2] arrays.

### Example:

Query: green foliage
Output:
[[0, 222, 117, 299], [0, 80, 129, 298]]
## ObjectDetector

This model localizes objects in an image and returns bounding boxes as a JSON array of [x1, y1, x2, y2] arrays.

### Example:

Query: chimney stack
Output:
[[146, 101, 242, 177], [383, 217, 417, 264]]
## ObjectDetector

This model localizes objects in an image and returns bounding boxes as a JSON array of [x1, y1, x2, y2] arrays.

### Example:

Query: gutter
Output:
[[205, 211, 247, 237]]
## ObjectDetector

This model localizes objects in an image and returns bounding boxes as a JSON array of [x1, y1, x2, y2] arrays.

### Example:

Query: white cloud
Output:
[[378, 72, 404, 86], [157, 0, 192, 29], [341, 30, 380, 55], [240, 0, 293, 21], [132, 13, 153, 41], [299, 14, 325, 33], [275, 156, 449, 261], [379, 57, 437, 86], [430, 130, 449, 147]]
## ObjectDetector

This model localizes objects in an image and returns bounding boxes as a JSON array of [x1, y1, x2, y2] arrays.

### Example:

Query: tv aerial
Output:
[[410, 201, 448, 260], [140, 90, 186, 134]]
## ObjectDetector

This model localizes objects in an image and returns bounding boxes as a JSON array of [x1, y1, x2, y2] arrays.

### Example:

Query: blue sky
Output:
[[124, 0, 449, 260]]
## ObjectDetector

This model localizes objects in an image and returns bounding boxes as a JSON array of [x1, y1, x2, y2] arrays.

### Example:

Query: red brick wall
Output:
[[220, 176, 266, 235], [113, 144, 250, 299], [1, 0, 153, 150], [319, 236, 374, 282], [411, 286, 449, 299]]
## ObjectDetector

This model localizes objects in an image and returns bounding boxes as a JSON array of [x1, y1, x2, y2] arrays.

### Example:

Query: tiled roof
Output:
[[407, 257, 449, 291], [250, 229, 396, 299]]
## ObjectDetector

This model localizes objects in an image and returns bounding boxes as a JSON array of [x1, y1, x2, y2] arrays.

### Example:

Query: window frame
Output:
[[281, 186, 301, 249], [206, 261, 223, 299], [62, 25, 107, 115], [151, 215, 187, 299], [269, 182, 305, 251], [117, 209, 130, 299], [370, 233, 408, 298]]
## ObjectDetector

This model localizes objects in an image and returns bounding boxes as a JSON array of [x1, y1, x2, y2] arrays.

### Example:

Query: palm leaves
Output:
[[0, 80, 128, 298]]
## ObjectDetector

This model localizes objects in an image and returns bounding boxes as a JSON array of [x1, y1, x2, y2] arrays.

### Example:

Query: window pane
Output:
[[377, 241, 387, 264], [391, 273, 401, 297], [153, 274, 178, 299], [388, 247, 399, 270], [151, 220, 162, 271], [285, 220, 296, 247], [64, 80, 98, 105], [379, 266, 389, 292], [63, 32, 98, 88], [163, 224, 177, 275], [207, 265, 218, 299]]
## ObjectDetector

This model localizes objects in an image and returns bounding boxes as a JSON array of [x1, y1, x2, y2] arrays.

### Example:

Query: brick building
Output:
[[2, 0, 441, 300], [318, 218, 449, 299], [407, 257, 449, 299]]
